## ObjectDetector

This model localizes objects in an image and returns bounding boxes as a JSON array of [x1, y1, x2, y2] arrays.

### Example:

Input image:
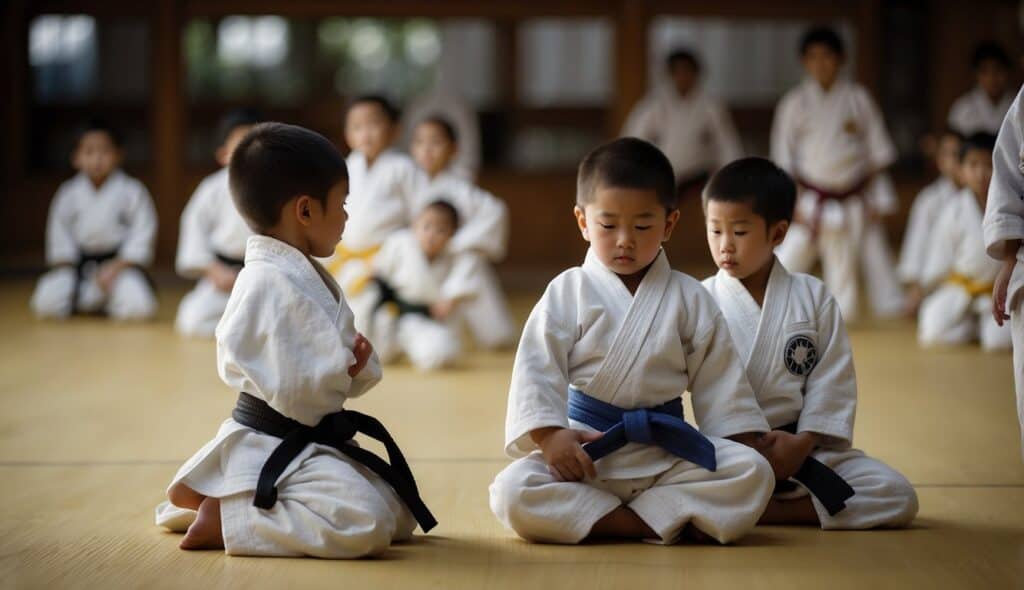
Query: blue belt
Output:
[[567, 387, 717, 472]]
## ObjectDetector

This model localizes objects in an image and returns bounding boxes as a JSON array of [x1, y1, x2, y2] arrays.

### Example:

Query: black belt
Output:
[[772, 422, 855, 516], [231, 392, 437, 532], [214, 252, 245, 270], [372, 277, 431, 317], [68, 249, 119, 314]]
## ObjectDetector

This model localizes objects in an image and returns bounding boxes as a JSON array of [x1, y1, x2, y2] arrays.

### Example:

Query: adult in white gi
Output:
[[622, 49, 742, 195], [489, 249, 774, 544], [772, 29, 904, 322], [156, 236, 417, 557], [985, 84, 1024, 458], [31, 168, 158, 320], [705, 260, 919, 529], [921, 134, 1010, 351]]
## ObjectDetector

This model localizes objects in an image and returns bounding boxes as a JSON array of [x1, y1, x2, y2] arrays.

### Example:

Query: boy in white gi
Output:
[[919, 132, 1011, 351], [489, 138, 774, 545], [702, 157, 918, 529], [899, 129, 963, 315], [772, 27, 904, 322], [410, 116, 515, 349], [986, 84, 1024, 458], [329, 95, 427, 332], [949, 41, 1014, 137], [30, 119, 158, 320], [155, 123, 436, 557], [175, 108, 262, 337], [622, 49, 742, 200], [370, 201, 481, 370]]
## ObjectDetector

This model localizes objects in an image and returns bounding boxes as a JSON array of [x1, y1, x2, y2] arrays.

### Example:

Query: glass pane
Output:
[[28, 15, 151, 171], [648, 17, 857, 107], [518, 19, 613, 107]]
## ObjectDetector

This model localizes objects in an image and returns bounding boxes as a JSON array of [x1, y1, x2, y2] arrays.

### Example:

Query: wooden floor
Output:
[[2, 279, 1023, 589]]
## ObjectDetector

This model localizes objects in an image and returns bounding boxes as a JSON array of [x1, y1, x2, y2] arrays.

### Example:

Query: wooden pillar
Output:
[[3, 0, 28, 188], [611, 0, 648, 137], [151, 0, 185, 268], [854, 0, 882, 95], [495, 19, 519, 164]]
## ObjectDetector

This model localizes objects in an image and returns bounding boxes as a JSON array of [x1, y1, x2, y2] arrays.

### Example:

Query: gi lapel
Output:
[[583, 248, 672, 402]]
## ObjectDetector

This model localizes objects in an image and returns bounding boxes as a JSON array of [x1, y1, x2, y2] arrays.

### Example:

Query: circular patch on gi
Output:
[[784, 335, 818, 377]]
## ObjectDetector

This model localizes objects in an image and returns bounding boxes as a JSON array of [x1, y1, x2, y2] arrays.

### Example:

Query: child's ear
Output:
[[770, 220, 790, 247], [215, 145, 230, 167], [661, 209, 682, 242], [294, 195, 314, 227], [573, 205, 590, 242]]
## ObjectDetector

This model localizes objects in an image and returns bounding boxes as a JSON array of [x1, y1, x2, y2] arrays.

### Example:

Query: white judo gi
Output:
[[899, 176, 958, 286], [772, 78, 904, 322], [704, 260, 918, 529], [329, 149, 427, 333], [174, 168, 253, 337], [30, 170, 158, 320], [948, 87, 1014, 136], [983, 84, 1024, 457], [370, 229, 485, 370], [156, 235, 416, 558], [414, 170, 515, 349], [622, 86, 742, 186], [919, 188, 1011, 351], [489, 249, 774, 545]]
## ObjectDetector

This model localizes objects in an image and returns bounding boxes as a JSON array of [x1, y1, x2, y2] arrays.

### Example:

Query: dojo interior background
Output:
[[2, 1, 1024, 588]]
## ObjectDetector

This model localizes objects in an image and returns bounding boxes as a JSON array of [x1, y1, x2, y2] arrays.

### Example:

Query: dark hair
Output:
[[577, 137, 677, 211], [939, 127, 965, 143], [666, 49, 701, 73], [418, 115, 458, 144], [972, 41, 1011, 71], [702, 157, 797, 226], [420, 199, 460, 230], [229, 122, 348, 232], [960, 132, 997, 160], [217, 108, 265, 147], [75, 117, 122, 149], [346, 94, 400, 124], [799, 26, 845, 58]]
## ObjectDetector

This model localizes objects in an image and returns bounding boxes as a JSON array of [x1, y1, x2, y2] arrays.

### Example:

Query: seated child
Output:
[[411, 116, 515, 349], [489, 138, 774, 545], [155, 123, 436, 557], [30, 118, 158, 320], [370, 200, 483, 370], [898, 129, 963, 315], [702, 157, 918, 529], [919, 132, 1011, 351], [948, 41, 1014, 136], [329, 95, 427, 333], [175, 108, 263, 337]]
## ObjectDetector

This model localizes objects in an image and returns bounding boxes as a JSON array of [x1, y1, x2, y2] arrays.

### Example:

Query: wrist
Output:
[[795, 431, 821, 452], [1005, 240, 1022, 262], [530, 426, 562, 447]]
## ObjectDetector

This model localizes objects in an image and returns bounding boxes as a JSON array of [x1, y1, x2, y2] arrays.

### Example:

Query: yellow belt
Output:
[[326, 242, 381, 295], [947, 273, 993, 298]]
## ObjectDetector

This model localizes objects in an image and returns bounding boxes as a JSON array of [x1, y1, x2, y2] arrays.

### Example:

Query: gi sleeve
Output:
[[797, 297, 857, 447], [984, 85, 1024, 260]]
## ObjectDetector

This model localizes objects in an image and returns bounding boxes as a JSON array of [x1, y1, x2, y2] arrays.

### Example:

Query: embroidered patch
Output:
[[784, 335, 818, 376]]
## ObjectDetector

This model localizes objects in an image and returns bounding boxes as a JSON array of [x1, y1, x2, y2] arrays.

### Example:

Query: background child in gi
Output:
[[174, 108, 262, 337], [30, 118, 158, 321]]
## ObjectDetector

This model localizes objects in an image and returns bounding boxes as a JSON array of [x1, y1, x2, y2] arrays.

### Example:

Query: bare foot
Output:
[[167, 482, 205, 511], [180, 497, 224, 550]]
